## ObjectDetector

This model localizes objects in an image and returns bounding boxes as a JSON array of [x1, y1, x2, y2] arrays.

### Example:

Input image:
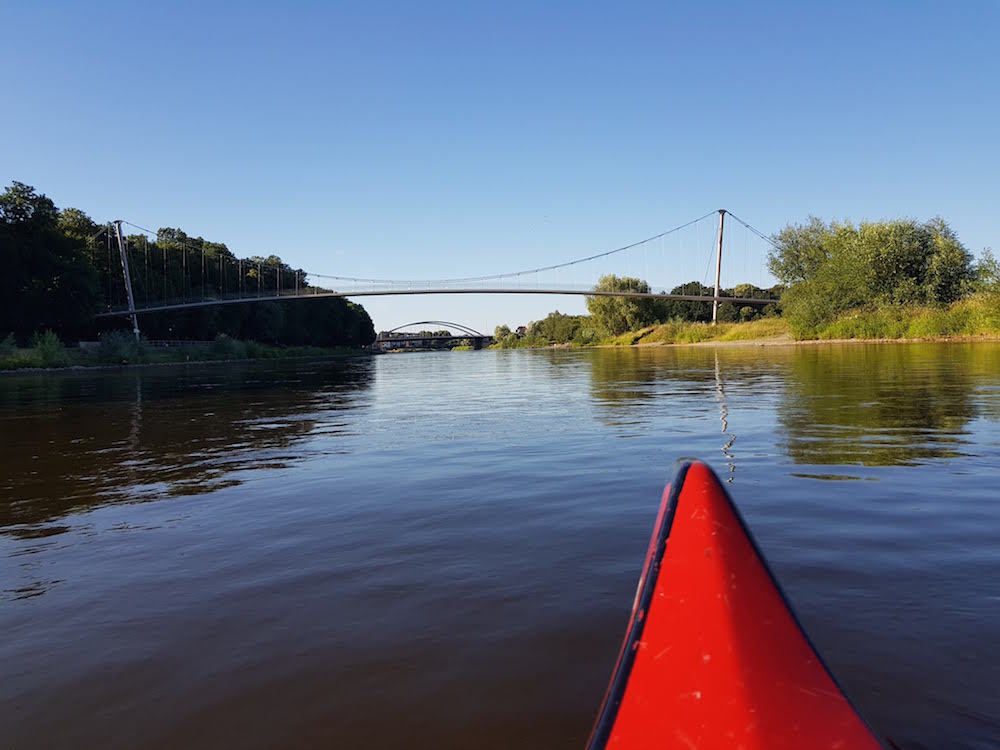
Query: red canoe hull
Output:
[[587, 461, 886, 750]]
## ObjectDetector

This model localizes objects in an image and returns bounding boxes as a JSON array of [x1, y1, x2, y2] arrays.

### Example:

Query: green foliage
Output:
[[210, 334, 249, 359], [588, 278, 779, 331], [0, 333, 15, 357], [0, 182, 99, 341], [244, 340, 266, 358], [0, 180, 375, 349], [57, 207, 99, 240], [770, 217, 975, 337], [659, 281, 715, 322], [495, 278, 783, 348], [586, 275, 664, 336], [815, 292, 1000, 340], [31, 330, 68, 367], [492, 312, 601, 348], [714, 318, 790, 341], [971, 248, 999, 293], [716, 302, 739, 323], [0, 332, 361, 371], [768, 216, 834, 285], [527, 310, 585, 344], [96, 331, 151, 364], [630, 317, 790, 345], [492, 332, 521, 348], [0, 181, 59, 224]]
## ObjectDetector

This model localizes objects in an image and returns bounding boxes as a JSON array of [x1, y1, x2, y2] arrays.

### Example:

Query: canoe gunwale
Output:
[[585, 461, 688, 749]]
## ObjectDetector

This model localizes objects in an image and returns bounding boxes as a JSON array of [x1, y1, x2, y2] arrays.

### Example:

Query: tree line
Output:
[[495, 215, 994, 345], [768, 216, 995, 337], [0, 181, 375, 347], [494, 275, 782, 347]]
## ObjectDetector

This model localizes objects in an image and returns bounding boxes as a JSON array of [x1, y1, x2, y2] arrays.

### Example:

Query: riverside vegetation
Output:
[[493, 217, 999, 348], [0, 330, 361, 371], [0, 181, 375, 370], [4, 179, 997, 362]]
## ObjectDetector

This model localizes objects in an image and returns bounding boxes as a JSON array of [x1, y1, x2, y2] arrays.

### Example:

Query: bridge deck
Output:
[[96, 289, 775, 318]]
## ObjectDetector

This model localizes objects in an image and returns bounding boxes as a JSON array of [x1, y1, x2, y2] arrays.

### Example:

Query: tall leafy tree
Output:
[[0, 180, 376, 347], [660, 281, 715, 322], [586, 274, 664, 336], [770, 217, 975, 336], [0, 183, 98, 341]]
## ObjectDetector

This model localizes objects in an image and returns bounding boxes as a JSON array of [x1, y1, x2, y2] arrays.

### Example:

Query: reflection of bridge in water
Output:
[[374, 321, 493, 351]]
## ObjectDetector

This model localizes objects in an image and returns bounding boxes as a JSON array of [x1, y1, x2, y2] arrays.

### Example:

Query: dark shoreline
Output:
[[0, 348, 374, 376]]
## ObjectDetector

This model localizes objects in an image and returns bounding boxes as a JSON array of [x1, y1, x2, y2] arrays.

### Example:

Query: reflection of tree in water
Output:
[[586, 347, 790, 482], [587, 346, 788, 412], [0, 358, 374, 536], [779, 344, 998, 467]]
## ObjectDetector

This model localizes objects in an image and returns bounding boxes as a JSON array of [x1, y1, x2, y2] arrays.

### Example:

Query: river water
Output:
[[2, 344, 998, 749]]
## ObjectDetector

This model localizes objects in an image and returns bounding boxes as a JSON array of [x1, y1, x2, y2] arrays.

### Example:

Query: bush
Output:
[[31, 330, 68, 367], [210, 334, 248, 359], [0, 333, 15, 357], [813, 293, 1000, 340], [772, 217, 976, 337], [96, 330, 150, 364], [244, 340, 265, 359], [586, 275, 662, 335]]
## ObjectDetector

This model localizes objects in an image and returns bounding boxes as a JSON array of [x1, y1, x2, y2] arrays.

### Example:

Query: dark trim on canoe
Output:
[[585, 461, 689, 750], [586, 459, 891, 750]]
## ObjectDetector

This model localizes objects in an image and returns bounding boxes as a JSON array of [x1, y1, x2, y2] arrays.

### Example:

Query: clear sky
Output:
[[2, 1, 997, 333]]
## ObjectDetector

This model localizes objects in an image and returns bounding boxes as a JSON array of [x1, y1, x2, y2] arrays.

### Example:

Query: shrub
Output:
[[0, 333, 15, 357], [97, 330, 150, 364], [31, 330, 68, 367], [772, 217, 975, 336], [210, 334, 248, 359], [244, 340, 265, 359]]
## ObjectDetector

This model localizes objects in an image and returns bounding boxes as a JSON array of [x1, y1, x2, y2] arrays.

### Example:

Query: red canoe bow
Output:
[[587, 460, 886, 750]]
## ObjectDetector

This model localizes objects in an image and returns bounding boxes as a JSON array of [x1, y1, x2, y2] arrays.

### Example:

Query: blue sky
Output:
[[2, 1, 997, 333]]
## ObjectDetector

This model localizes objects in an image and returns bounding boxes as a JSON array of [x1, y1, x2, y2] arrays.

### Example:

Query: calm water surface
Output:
[[2, 345, 999, 749]]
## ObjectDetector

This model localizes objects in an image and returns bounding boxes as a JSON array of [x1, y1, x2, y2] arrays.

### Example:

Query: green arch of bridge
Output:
[[384, 321, 487, 338]]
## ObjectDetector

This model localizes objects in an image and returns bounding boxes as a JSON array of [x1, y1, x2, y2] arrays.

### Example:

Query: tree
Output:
[[767, 216, 831, 285], [57, 207, 99, 240], [0, 183, 98, 341], [660, 281, 714, 322], [0, 181, 58, 224], [526, 310, 583, 343], [769, 217, 976, 336], [973, 248, 999, 292], [0, 180, 377, 348], [585, 274, 663, 336], [492, 324, 522, 348]]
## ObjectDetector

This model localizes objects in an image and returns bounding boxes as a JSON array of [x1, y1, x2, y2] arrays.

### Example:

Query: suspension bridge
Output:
[[95, 209, 780, 337]]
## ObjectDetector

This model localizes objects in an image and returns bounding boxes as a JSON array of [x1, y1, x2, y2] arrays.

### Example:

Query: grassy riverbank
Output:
[[600, 292, 1000, 347], [606, 317, 790, 346], [813, 293, 1000, 341], [0, 331, 367, 372]]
